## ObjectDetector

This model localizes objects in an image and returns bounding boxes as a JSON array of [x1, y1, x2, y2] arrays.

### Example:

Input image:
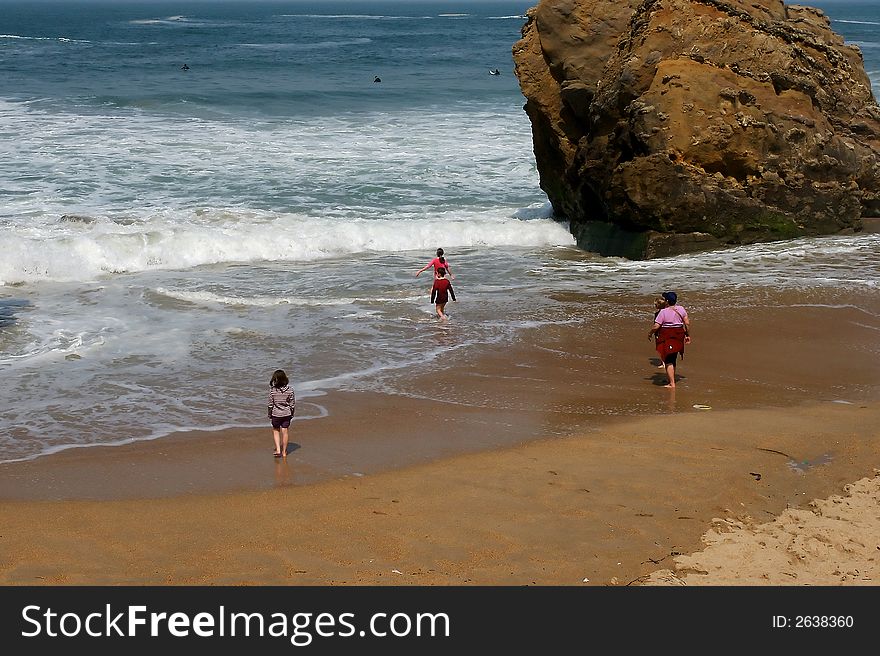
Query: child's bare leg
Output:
[[272, 427, 282, 454], [438, 303, 448, 320], [664, 362, 676, 388], [280, 427, 289, 457]]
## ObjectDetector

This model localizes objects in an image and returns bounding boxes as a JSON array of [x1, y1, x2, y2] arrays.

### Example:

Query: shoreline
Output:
[[4, 285, 880, 502]]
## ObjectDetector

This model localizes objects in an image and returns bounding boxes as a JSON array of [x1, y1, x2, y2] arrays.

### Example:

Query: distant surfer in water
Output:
[[373, 75, 381, 83], [489, 68, 500, 75], [181, 63, 190, 71]]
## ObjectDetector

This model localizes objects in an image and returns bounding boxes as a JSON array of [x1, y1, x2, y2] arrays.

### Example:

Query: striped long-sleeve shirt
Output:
[[268, 385, 295, 418]]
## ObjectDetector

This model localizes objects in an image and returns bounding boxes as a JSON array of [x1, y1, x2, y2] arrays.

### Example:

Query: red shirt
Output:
[[431, 278, 456, 304]]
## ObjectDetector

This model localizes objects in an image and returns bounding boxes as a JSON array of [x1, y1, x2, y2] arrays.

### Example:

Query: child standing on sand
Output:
[[268, 369, 295, 458], [430, 267, 456, 321]]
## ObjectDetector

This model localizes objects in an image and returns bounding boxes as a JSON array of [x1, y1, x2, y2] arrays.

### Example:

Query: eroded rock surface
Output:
[[513, 0, 880, 258]]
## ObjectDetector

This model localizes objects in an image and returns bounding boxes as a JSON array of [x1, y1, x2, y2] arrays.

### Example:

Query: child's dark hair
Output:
[[437, 267, 446, 276], [438, 256, 446, 265], [436, 247, 444, 257], [271, 369, 289, 388]]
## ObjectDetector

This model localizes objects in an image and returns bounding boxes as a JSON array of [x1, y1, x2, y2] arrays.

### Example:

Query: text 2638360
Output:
[[773, 616, 854, 629]]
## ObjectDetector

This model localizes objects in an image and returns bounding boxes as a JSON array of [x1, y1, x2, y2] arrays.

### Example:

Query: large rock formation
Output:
[[513, 0, 880, 258]]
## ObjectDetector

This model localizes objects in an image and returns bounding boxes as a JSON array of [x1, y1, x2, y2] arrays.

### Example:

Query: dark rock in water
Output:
[[513, 0, 880, 258]]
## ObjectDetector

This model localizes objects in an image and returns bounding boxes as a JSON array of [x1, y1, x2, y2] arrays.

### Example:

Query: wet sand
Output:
[[1, 289, 879, 585]]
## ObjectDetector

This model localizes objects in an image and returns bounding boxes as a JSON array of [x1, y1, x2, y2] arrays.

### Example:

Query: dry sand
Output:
[[643, 471, 880, 585]]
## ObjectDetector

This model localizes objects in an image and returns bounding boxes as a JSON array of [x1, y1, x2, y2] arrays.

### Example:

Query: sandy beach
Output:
[[1, 292, 879, 586]]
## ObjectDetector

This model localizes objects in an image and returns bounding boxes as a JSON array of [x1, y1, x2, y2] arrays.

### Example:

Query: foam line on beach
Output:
[[151, 288, 424, 308], [0, 396, 329, 466]]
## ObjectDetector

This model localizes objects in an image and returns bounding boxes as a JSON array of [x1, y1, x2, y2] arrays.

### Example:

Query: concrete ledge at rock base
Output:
[[571, 219, 722, 260]]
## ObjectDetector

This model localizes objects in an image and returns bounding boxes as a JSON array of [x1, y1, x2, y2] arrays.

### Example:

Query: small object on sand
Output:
[[692, 404, 712, 410], [392, 569, 402, 575], [750, 472, 762, 481]]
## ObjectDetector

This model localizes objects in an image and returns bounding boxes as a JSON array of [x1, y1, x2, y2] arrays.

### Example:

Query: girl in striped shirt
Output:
[[268, 369, 296, 457]]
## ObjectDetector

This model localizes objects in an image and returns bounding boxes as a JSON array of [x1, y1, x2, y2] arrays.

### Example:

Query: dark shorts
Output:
[[271, 415, 292, 429], [663, 352, 679, 365]]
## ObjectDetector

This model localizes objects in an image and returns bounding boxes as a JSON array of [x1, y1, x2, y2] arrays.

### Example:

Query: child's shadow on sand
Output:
[[648, 359, 684, 386], [282, 443, 301, 456]]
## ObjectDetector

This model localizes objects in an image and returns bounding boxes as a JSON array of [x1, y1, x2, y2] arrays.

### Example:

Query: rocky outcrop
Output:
[[513, 0, 880, 258]]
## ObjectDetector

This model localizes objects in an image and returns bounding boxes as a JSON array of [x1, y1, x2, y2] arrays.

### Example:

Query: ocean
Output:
[[1, 0, 878, 465]]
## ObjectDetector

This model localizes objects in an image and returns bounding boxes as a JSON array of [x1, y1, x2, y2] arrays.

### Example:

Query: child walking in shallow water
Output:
[[415, 247, 455, 280], [649, 291, 691, 388], [268, 369, 295, 457], [430, 267, 456, 320]]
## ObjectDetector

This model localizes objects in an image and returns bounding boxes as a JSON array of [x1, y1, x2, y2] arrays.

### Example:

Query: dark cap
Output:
[[662, 291, 677, 305]]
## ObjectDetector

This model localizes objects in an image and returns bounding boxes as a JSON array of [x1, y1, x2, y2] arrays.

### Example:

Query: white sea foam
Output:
[[155, 288, 359, 307], [128, 16, 239, 28], [532, 234, 880, 294], [0, 211, 573, 284], [154, 288, 424, 307], [835, 20, 880, 26], [0, 100, 540, 217], [0, 96, 567, 284], [239, 38, 372, 49], [275, 14, 430, 21], [0, 34, 89, 43], [129, 18, 188, 25]]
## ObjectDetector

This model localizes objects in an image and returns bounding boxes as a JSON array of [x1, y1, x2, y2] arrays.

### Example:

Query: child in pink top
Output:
[[648, 291, 691, 388], [415, 247, 455, 280]]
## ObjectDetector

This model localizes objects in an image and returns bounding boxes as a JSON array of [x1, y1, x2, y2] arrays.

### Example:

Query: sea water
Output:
[[1, 0, 878, 463]]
